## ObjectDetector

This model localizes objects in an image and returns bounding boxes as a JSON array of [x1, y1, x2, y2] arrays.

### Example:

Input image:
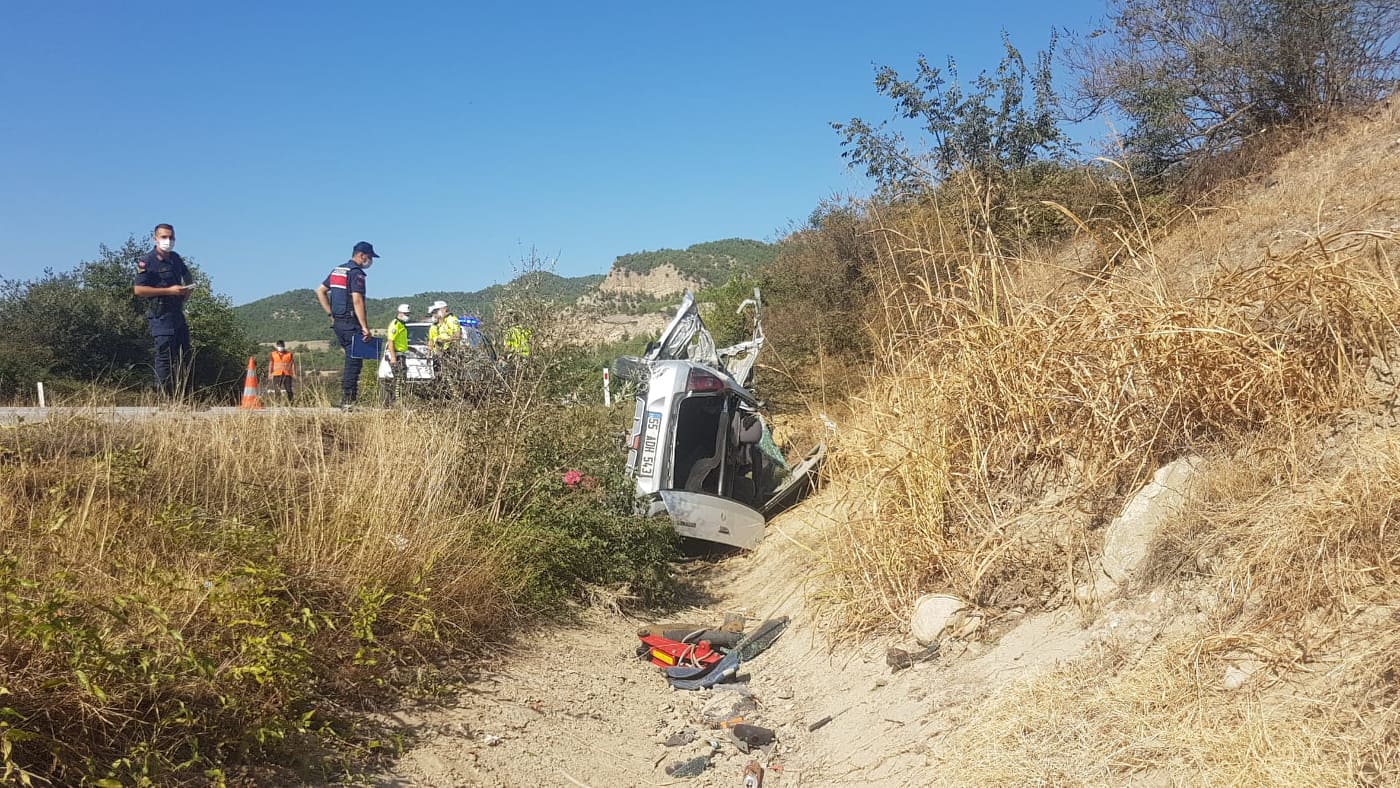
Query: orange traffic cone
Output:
[[239, 357, 262, 410]]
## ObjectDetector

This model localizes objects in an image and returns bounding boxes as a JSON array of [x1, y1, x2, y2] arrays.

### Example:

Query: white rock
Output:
[[1074, 455, 1207, 606], [910, 593, 968, 646], [1101, 456, 1201, 585], [1223, 660, 1262, 691]]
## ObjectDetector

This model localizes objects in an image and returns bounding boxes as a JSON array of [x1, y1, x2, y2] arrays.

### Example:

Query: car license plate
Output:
[[639, 411, 662, 477]]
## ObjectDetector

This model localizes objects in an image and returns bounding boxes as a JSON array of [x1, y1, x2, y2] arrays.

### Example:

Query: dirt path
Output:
[[373, 509, 1108, 787]]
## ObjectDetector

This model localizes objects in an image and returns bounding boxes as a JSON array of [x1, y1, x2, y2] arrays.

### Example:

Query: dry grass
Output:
[[933, 628, 1398, 784], [930, 427, 1400, 784], [0, 389, 672, 783], [809, 104, 1400, 784], [821, 213, 1399, 627]]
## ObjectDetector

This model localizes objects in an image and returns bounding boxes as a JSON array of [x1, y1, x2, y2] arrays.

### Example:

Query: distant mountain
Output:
[[233, 237, 777, 343], [234, 271, 602, 343]]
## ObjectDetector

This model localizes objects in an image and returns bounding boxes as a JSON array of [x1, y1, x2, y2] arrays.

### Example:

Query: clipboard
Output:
[[350, 334, 385, 360]]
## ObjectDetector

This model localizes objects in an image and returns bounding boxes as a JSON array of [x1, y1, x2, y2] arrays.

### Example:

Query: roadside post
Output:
[[603, 367, 611, 407], [37, 381, 46, 408]]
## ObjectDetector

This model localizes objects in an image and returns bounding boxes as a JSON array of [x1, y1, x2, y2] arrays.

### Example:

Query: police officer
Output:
[[383, 303, 411, 406], [427, 299, 461, 354], [131, 223, 194, 396], [315, 241, 379, 409]]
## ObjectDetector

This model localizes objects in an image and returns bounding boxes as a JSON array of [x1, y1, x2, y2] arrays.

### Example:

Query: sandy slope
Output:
[[371, 503, 1146, 788]]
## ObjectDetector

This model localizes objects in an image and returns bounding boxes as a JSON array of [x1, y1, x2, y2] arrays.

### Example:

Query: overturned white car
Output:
[[614, 291, 824, 550]]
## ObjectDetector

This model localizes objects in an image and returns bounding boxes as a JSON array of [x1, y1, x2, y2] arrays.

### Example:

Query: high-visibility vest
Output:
[[387, 318, 409, 353], [269, 350, 295, 377], [505, 325, 532, 357], [429, 315, 461, 352]]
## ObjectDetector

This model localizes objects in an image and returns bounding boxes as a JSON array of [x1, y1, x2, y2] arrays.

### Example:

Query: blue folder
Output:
[[350, 334, 384, 361]]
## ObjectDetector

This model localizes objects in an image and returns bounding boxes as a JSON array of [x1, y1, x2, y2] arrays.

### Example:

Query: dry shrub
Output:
[[0, 399, 672, 783], [819, 164, 1400, 629], [933, 628, 1398, 784], [760, 199, 880, 414], [930, 428, 1400, 784]]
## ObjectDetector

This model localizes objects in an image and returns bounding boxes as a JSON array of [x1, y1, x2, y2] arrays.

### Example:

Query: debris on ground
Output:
[[662, 617, 790, 690], [663, 729, 697, 747], [885, 642, 940, 672], [665, 754, 711, 778], [701, 690, 758, 725], [727, 723, 775, 753]]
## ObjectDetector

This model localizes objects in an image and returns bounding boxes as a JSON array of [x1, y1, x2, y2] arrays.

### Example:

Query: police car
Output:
[[402, 322, 435, 381], [396, 321, 499, 388]]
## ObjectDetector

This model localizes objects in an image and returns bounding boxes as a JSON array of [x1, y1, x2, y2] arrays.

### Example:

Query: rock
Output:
[[1078, 456, 1201, 603], [1223, 660, 1263, 691], [665, 754, 710, 778], [910, 594, 968, 646], [1101, 457, 1201, 584], [886, 643, 939, 671], [775, 687, 793, 700], [664, 729, 696, 747]]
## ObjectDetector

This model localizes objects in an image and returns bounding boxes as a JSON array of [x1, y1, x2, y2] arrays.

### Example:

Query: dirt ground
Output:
[[369, 506, 1132, 788]]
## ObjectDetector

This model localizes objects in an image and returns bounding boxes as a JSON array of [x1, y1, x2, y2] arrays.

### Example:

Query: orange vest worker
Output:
[[270, 350, 295, 377], [269, 343, 295, 402]]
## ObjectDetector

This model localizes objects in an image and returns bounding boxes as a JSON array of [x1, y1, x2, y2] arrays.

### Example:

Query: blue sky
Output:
[[1, 1, 1108, 305]]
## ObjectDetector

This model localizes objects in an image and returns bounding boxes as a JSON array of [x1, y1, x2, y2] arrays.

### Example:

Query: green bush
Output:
[[0, 236, 254, 402], [493, 404, 677, 610]]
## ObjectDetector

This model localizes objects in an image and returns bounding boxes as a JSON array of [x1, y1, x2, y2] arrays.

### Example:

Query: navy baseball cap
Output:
[[353, 241, 380, 258]]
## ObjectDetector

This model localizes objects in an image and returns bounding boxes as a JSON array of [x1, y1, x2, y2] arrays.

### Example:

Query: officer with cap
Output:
[[427, 299, 461, 354], [132, 222, 194, 396], [315, 241, 380, 409]]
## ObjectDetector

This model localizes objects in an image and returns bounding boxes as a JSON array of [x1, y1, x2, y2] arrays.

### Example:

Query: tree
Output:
[[1071, 0, 1400, 174], [833, 33, 1069, 195], [0, 237, 254, 400]]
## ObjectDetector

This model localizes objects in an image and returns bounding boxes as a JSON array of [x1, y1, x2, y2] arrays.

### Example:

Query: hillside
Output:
[[610, 237, 778, 282], [234, 237, 776, 343]]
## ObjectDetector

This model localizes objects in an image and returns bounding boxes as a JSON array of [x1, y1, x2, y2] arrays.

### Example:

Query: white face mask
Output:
[[156, 238, 174, 252], [359, 256, 373, 270]]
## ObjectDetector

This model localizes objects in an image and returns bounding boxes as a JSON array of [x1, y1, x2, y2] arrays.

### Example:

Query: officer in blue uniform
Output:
[[315, 241, 380, 409], [132, 223, 194, 396]]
